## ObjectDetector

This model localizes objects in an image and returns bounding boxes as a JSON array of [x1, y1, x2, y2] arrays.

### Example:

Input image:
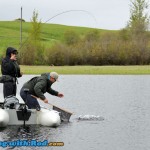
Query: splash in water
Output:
[[77, 115, 104, 121], [17, 125, 34, 139]]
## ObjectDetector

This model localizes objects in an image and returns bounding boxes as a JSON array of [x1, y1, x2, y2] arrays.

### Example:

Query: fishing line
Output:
[[18, 9, 98, 50], [45, 9, 98, 27]]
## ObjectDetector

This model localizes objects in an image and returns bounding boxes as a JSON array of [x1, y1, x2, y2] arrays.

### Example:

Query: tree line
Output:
[[19, 0, 150, 65]]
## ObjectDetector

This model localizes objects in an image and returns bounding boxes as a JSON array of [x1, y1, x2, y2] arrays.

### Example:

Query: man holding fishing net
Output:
[[20, 72, 64, 110]]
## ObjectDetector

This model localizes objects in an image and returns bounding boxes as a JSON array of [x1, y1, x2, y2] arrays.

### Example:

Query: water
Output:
[[0, 75, 150, 150]]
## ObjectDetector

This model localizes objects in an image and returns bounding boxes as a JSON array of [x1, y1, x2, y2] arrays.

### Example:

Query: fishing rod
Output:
[[18, 9, 98, 50], [44, 9, 98, 26]]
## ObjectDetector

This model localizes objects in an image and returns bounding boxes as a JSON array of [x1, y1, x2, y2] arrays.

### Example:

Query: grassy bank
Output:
[[14, 65, 150, 75], [0, 21, 113, 55]]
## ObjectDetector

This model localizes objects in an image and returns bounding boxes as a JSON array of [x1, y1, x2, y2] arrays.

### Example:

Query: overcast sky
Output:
[[0, 0, 149, 30]]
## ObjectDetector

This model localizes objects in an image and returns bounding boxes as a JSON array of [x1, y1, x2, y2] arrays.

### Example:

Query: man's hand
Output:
[[43, 99, 48, 103], [10, 54, 17, 60], [58, 93, 64, 98]]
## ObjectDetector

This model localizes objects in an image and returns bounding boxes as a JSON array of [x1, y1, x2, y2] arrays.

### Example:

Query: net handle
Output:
[[31, 95, 73, 114]]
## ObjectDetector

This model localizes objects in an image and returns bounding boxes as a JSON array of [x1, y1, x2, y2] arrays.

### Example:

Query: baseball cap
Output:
[[50, 72, 59, 81]]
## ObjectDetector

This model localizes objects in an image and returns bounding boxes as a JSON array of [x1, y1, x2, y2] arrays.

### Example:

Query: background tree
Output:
[[30, 10, 41, 42], [125, 0, 150, 64], [64, 30, 79, 45], [20, 10, 43, 65], [127, 0, 149, 33]]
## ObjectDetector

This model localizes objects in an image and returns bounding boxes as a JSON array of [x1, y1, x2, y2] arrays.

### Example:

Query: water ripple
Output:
[[77, 115, 105, 121]]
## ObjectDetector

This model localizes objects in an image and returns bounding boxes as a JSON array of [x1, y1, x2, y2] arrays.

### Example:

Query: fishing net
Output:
[[53, 106, 72, 122]]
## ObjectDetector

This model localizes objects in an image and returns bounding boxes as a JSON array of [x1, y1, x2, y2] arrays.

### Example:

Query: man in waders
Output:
[[1, 47, 22, 98]]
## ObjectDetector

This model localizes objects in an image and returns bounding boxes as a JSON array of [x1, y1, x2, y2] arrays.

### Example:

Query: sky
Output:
[[0, 0, 148, 30]]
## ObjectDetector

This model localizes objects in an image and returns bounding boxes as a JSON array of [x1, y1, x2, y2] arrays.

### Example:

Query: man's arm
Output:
[[47, 87, 58, 96], [34, 81, 46, 100], [47, 88, 64, 98]]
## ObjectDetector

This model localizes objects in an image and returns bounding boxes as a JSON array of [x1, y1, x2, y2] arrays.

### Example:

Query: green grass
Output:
[[8, 65, 150, 75], [0, 65, 149, 75], [0, 21, 117, 55]]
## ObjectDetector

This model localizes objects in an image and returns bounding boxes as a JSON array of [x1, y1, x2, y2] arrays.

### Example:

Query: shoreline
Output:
[[15, 65, 150, 75]]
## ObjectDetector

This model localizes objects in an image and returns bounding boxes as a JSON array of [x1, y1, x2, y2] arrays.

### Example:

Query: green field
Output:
[[7, 65, 150, 75], [0, 21, 116, 56]]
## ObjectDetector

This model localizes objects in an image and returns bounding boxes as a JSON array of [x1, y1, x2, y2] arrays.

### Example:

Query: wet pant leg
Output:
[[20, 88, 40, 110]]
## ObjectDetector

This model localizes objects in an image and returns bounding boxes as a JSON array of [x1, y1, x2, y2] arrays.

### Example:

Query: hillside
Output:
[[0, 21, 116, 56]]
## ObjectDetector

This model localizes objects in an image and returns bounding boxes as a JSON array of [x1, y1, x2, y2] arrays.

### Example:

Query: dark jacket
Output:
[[22, 73, 58, 100], [1, 47, 22, 78]]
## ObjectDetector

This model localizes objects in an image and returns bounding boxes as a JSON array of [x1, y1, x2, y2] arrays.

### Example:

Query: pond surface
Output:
[[0, 75, 150, 150]]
